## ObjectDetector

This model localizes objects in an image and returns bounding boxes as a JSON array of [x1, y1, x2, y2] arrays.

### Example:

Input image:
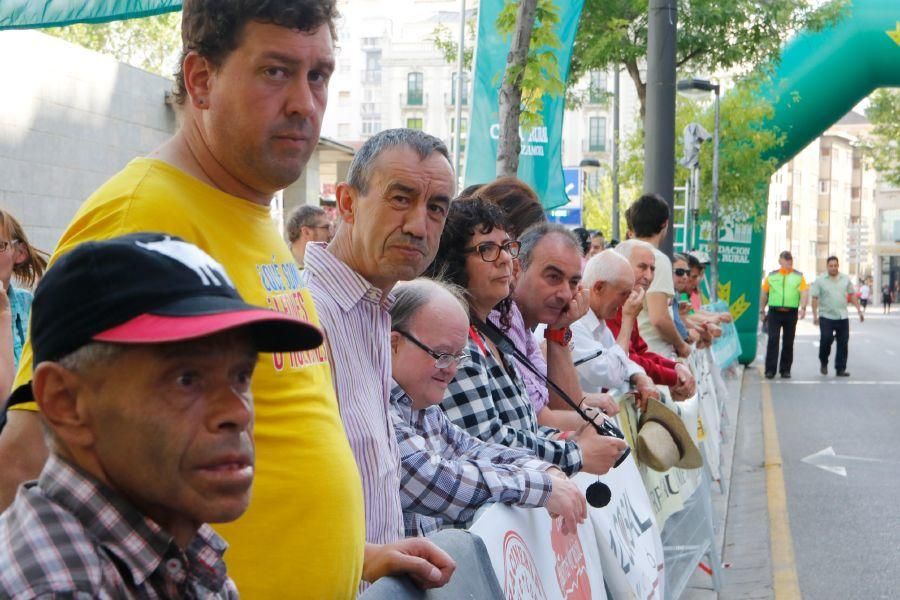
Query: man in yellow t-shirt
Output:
[[1, 2, 448, 597]]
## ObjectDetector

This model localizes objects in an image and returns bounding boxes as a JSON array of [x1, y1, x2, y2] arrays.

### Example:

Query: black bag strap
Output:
[[470, 316, 630, 465]]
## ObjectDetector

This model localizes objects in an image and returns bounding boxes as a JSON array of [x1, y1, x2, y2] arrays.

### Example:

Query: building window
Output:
[[451, 72, 469, 105], [589, 117, 606, 151], [364, 50, 382, 85], [338, 91, 350, 106], [819, 179, 830, 194], [406, 117, 423, 130], [589, 71, 606, 104], [337, 123, 350, 138], [407, 72, 424, 105], [362, 119, 381, 136]]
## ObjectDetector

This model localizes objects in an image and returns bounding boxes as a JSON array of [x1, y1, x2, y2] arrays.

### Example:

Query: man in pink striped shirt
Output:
[[303, 128, 457, 590]]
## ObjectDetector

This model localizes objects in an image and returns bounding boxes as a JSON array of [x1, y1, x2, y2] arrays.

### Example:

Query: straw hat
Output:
[[636, 398, 703, 472]]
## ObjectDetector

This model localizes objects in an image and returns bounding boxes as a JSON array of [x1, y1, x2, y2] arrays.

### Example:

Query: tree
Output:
[[571, 0, 847, 118], [581, 176, 632, 240], [863, 88, 900, 187], [619, 77, 784, 226], [496, 0, 539, 177], [495, 0, 565, 176], [44, 12, 182, 77], [432, 1, 564, 177]]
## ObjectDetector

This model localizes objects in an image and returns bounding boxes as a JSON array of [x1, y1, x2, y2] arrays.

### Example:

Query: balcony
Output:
[[362, 70, 382, 85]]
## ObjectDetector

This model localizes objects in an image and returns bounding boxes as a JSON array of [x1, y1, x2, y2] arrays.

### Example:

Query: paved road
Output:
[[759, 310, 900, 598]]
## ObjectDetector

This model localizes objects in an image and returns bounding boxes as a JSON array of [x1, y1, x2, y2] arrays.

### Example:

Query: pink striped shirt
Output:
[[303, 243, 404, 545]]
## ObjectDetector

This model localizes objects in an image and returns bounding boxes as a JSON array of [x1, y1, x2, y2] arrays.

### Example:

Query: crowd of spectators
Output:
[[0, 1, 734, 597]]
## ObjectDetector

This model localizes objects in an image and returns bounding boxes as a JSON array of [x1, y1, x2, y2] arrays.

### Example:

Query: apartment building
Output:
[[322, 0, 638, 199], [764, 112, 878, 282]]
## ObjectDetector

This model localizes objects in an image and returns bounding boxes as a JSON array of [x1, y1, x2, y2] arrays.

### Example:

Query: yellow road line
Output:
[[760, 368, 802, 599]]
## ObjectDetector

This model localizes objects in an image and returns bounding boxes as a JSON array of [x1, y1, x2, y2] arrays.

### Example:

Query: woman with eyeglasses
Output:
[[425, 198, 625, 479], [0, 210, 49, 396], [388, 278, 586, 537]]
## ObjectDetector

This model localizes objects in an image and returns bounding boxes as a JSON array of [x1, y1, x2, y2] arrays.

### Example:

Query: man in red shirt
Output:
[[606, 240, 696, 401]]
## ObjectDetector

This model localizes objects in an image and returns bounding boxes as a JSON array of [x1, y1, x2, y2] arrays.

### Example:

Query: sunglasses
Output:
[[463, 240, 521, 263], [394, 329, 470, 369], [673, 268, 690, 277]]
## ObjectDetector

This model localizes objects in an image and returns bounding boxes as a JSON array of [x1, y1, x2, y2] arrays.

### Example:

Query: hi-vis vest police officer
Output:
[[760, 250, 809, 379]]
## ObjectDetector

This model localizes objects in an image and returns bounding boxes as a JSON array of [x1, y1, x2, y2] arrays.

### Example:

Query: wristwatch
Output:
[[544, 326, 572, 346]]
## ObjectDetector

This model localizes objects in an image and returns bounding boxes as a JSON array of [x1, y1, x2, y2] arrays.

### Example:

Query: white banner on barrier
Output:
[[470, 503, 607, 599], [574, 462, 666, 600], [617, 395, 702, 527], [695, 351, 723, 481]]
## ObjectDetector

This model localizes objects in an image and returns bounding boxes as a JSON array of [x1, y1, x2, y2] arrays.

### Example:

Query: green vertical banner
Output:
[[464, 0, 584, 210], [692, 205, 766, 365]]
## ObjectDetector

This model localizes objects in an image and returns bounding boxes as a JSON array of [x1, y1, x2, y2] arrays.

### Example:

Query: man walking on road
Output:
[[761, 251, 808, 379], [811, 256, 864, 377]]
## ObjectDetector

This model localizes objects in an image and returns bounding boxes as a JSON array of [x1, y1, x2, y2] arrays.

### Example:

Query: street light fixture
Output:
[[677, 77, 721, 303]]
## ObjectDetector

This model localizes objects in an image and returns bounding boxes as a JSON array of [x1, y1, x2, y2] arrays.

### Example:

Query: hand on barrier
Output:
[[670, 363, 696, 401], [575, 424, 629, 475], [362, 538, 456, 589], [581, 392, 620, 416], [545, 475, 587, 536], [676, 339, 692, 358], [552, 285, 590, 329], [631, 373, 660, 412]]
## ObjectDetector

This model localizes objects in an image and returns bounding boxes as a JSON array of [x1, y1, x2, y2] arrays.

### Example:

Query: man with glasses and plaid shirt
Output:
[[388, 279, 586, 537]]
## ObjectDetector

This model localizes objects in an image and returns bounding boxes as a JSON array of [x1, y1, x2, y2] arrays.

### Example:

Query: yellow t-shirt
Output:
[[12, 159, 365, 599]]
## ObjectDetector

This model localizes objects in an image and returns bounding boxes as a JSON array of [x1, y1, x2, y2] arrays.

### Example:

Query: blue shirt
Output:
[[6, 282, 32, 368]]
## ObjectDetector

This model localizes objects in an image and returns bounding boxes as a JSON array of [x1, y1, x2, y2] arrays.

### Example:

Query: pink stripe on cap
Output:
[[92, 310, 320, 348]]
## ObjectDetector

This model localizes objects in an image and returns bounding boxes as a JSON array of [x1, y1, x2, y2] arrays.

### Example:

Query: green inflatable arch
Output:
[[709, 0, 900, 364]]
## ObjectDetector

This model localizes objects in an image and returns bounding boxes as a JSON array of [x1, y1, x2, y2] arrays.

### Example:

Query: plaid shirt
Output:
[[391, 382, 553, 537], [0, 455, 237, 599], [441, 329, 583, 475]]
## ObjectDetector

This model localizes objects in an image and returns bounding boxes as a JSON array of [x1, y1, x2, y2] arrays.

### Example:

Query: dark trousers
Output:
[[765, 308, 798, 375], [819, 316, 849, 372]]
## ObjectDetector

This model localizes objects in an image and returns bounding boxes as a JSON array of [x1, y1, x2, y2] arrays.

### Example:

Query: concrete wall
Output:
[[0, 30, 177, 254]]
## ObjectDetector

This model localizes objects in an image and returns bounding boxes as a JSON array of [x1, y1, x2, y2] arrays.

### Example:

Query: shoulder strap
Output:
[[469, 316, 629, 460]]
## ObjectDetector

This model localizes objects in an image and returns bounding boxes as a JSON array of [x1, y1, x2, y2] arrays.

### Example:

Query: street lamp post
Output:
[[677, 78, 721, 302], [578, 157, 601, 228]]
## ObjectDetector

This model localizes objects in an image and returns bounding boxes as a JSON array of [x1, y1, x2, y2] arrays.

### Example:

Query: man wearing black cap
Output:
[[0, 2, 451, 596], [760, 250, 809, 379], [0, 233, 323, 597]]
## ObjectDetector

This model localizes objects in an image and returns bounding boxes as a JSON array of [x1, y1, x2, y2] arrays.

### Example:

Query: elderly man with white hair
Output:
[[568, 249, 661, 407], [608, 240, 696, 403]]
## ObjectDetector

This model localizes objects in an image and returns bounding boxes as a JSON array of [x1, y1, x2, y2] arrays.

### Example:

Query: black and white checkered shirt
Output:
[[441, 330, 584, 475], [0, 455, 237, 599], [391, 382, 554, 537]]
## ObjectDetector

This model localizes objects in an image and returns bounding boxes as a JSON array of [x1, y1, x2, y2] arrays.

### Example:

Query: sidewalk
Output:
[[682, 363, 775, 599]]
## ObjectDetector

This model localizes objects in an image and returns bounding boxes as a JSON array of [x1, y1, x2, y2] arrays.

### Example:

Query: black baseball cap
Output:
[[7, 232, 323, 407]]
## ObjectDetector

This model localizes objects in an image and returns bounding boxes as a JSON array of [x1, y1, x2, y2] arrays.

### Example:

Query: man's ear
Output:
[[592, 280, 605, 296], [389, 331, 401, 355], [335, 182, 356, 225], [32, 363, 97, 450], [182, 51, 214, 110]]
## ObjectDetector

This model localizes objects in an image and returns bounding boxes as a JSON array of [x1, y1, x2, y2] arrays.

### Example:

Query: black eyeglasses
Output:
[[0, 240, 19, 253], [463, 240, 521, 262], [394, 329, 469, 369], [673, 268, 690, 277]]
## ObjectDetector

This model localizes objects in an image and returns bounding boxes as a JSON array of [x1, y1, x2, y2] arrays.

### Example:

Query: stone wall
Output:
[[0, 30, 177, 254]]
